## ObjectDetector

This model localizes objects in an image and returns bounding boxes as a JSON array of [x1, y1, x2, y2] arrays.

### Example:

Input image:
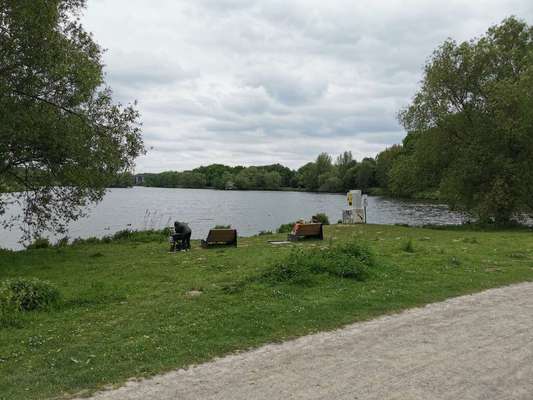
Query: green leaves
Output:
[[395, 17, 533, 224], [0, 0, 144, 241]]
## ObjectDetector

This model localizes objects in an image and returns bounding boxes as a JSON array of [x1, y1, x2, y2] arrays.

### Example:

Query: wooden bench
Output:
[[287, 223, 323, 241], [201, 229, 238, 248]]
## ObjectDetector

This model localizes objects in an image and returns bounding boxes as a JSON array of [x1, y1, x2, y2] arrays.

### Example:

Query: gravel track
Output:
[[81, 282, 533, 400]]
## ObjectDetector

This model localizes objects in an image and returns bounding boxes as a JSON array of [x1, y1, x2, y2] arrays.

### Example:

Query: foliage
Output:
[[141, 164, 288, 191], [70, 229, 169, 246], [0, 277, 60, 312], [0, 0, 144, 241], [397, 17, 533, 224], [375, 145, 403, 189], [108, 172, 135, 188], [312, 213, 330, 225], [26, 238, 51, 250], [260, 240, 376, 285], [277, 222, 296, 233]]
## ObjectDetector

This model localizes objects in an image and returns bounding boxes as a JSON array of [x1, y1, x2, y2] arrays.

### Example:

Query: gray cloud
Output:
[[82, 0, 533, 171]]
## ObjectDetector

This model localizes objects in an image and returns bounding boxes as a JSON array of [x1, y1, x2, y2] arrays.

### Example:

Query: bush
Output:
[[257, 230, 273, 236], [277, 222, 296, 233], [112, 230, 132, 240], [26, 238, 51, 250], [55, 237, 69, 247], [214, 225, 231, 229], [262, 249, 314, 285], [71, 229, 169, 246], [0, 278, 61, 312], [260, 241, 376, 285], [312, 213, 330, 225]]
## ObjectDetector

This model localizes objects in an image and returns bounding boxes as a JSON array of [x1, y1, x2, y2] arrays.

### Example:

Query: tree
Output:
[[318, 172, 343, 192], [375, 145, 402, 189], [0, 0, 144, 241], [297, 162, 318, 191], [315, 153, 333, 176], [263, 171, 282, 190], [399, 17, 533, 224]]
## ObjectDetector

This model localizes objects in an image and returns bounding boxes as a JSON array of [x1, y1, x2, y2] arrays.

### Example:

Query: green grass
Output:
[[1, 224, 533, 399]]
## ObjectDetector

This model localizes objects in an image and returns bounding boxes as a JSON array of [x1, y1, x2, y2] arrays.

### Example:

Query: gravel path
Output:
[[83, 282, 533, 400]]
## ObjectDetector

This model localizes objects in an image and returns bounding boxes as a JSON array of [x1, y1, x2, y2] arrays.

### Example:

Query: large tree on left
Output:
[[0, 0, 144, 241]]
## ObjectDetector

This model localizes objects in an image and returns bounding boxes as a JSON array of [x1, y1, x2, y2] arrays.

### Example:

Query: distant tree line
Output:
[[136, 154, 383, 193]]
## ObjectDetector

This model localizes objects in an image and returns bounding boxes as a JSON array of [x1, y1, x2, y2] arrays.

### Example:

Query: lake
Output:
[[0, 187, 465, 250]]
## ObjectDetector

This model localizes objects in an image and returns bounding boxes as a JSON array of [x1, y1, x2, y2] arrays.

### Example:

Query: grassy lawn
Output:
[[1, 224, 533, 400]]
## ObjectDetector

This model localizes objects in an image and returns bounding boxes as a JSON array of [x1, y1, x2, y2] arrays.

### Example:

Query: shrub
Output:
[[214, 225, 231, 229], [55, 237, 69, 247], [0, 278, 60, 312], [262, 249, 314, 285], [260, 241, 376, 285], [71, 229, 169, 246], [112, 230, 132, 240], [257, 230, 273, 236], [312, 213, 330, 225], [277, 222, 295, 233], [26, 238, 51, 250]]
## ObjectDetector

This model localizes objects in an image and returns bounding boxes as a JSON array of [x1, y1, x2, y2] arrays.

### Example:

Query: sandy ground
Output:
[[82, 282, 533, 400]]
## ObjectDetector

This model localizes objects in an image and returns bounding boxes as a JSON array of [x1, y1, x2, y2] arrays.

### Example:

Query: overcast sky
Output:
[[83, 0, 533, 172]]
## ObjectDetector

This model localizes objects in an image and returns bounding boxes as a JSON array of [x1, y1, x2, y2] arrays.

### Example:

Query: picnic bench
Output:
[[201, 229, 238, 248], [287, 223, 324, 241]]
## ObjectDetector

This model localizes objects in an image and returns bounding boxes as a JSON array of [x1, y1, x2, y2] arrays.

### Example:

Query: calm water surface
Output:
[[1, 187, 464, 250]]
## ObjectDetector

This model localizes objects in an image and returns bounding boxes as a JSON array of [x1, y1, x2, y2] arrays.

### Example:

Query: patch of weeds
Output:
[[462, 237, 479, 244], [0, 278, 61, 313], [72, 237, 101, 246], [27, 335, 46, 349], [71, 229, 169, 246], [0, 307, 23, 329], [26, 238, 51, 250], [55, 237, 70, 248], [258, 240, 376, 286], [101, 236, 113, 244], [448, 256, 461, 267], [112, 230, 132, 240], [220, 281, 247, 294], [401, 239, 415, 253]]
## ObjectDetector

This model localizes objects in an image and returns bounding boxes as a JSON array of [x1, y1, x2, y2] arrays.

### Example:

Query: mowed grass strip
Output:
[[1, 224, 533, 400]]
